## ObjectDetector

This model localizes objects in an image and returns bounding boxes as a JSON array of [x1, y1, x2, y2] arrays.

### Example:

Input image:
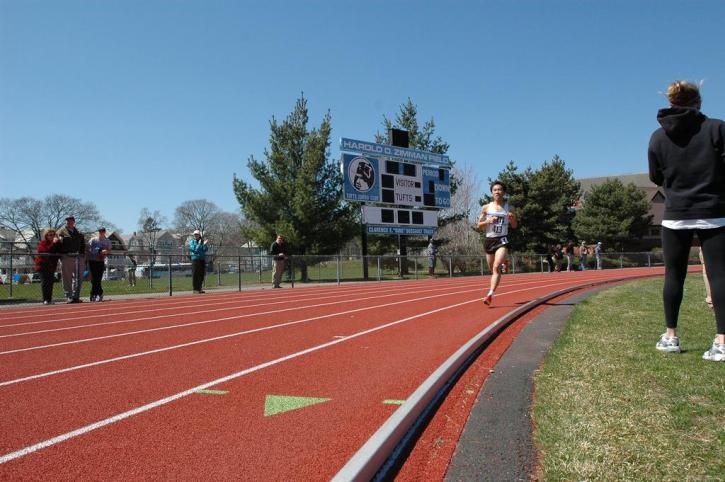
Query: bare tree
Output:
[[208, 211, 245, 256], [173, 199, 221, 238], [0, 195, 106, 244], [137, 208, 167, 265], [436, 164, 483, 255]]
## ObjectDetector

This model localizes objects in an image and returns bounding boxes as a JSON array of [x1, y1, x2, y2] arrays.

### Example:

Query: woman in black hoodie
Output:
[[648, 80, 725, 361]]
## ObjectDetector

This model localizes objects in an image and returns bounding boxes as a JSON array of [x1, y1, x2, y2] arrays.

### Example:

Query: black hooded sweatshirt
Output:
[[648, 106, 725, 220]]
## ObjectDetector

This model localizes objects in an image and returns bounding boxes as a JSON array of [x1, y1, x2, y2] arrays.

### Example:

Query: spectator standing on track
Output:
[[648, 80, 725, 361], [595, 242, 603, 270], [270, 234, 288, 288], [87, 227, 112, 302], [579, 242, 589, 271], [189, 229, 209, 294], [427, 239, 438, 276], [477, 181, 518, 306], [34, 228, 62, 305], [57, 215, 85, 303], [127, 254, 137, 287]]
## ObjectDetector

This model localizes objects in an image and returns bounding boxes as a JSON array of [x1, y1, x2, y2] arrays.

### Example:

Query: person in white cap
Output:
[[189, 229, 209, 293]]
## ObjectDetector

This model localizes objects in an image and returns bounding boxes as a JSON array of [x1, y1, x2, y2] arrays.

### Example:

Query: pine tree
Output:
[[573, 179, 652, 251], [233, 95, 356, 279]]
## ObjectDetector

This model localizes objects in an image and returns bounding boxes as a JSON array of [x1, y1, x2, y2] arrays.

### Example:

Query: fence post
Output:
[[647, 253, 651, 268], [541, 255, 544, 273], [377, 256, 381, 282], [8, 242, 13, 299], [336, 255, 341, 285], [238, 255, 242, 291], [620, 255, 623, 269], [512, 255, 517, 274], [290, 257, 295, 288], [448, 258, 452, 277], [414, 257, 418, 280], [168, 254, 172, 296], [258, 255, 263, 285], [480, 257, 484, 276]]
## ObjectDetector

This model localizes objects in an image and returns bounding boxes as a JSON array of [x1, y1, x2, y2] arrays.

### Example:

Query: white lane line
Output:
[[0, 276, 602, 386], [0, 277, 460, 324], [0, 285, 487, 386], [0, 281, 482, 342], [0, 277, 482, 334], [0, 295, 484, 465], [0, 281, 446, 329]]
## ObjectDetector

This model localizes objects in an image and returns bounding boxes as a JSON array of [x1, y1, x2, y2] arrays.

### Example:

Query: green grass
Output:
[[533, 277, 724, 481]]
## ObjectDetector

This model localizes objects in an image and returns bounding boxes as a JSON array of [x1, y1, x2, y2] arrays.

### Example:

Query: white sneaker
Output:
[[702, 341, 725, 362], [655, 333, 681, 353]]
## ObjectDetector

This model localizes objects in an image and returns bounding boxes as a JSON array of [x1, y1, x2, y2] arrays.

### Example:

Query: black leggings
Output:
[[662, 226, 725, 334]]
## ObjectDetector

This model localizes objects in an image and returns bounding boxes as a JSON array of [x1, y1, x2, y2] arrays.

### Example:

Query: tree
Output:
[[573, 179, 652, 251], [484, 156, 580, 253], [137, 208, 167, 265], [435, 164, 483, 255], [233, 95, 357, 278], [369, 98, 455, 255], [173, 199, 222, 238], [207, 211, 245, 256], [0, 195, 106, 244]]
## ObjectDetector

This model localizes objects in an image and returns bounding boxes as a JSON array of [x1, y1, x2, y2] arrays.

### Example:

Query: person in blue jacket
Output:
[[189, 229, 209, 294]]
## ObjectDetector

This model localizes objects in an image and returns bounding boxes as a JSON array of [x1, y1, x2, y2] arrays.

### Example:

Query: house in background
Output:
[[577, 173, 664, 250]]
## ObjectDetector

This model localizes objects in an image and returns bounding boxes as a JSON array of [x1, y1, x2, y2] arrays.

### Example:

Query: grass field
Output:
[[533, 277, 724, 481]]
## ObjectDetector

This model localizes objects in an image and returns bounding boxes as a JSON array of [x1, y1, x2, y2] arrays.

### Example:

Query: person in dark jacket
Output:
[[56, 215, 86, 303], [87, 227, 112, 302], [648, 80, 725, 361], [34, 228, 62, 304], [270, 234, 288, 288], [189, 229, 209, 293]]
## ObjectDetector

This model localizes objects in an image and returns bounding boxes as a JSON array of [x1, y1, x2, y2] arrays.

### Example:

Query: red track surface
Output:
[[0, 268, 665, 480]]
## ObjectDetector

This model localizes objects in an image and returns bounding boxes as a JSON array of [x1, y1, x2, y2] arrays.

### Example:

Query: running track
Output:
[[0, 268, 666, 480]]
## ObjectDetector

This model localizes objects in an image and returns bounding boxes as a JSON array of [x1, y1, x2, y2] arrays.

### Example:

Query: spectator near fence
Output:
[[427, 239, 438, 276], [57, 216, 85, 303], [270, 234, 288, 288], [648, 80, 725, 361], [564, 240, 575, 272], [595, 242, 603, 270], [34, 228, 62, 305], [127, 254, 137, 287], [579, 242, 589, 271], [189, 230, 209, 294], [87, 227, 112, 302]]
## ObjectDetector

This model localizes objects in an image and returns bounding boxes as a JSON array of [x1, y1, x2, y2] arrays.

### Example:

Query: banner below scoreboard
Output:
[[362, 206, 438, 236]]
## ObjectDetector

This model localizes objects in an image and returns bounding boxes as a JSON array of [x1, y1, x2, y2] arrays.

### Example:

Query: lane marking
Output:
[[0, 279, 485, 340], [0, 276, 612, 387], [0, 295, 485, 464], [0, 277, 473, 326], [383, 400, 406, 405], [264, 395, 331, 416], [196, 389, 228, 395]]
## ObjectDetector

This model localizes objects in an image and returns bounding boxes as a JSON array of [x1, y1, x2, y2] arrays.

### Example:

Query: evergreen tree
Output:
[[233, 95, 356, 276], [573, 178, 652, 251], [369, 98, 454, 254], [484, 156, 580, 253]]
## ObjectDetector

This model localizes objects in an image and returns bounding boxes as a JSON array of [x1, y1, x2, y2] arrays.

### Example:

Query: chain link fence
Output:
[[0, 241, 701, 303]]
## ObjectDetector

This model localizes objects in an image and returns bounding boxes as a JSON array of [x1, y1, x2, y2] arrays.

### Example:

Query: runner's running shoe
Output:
[[483, 293, 493, 306], [702, 341, 725, 362], [655, 333, 681, 353]]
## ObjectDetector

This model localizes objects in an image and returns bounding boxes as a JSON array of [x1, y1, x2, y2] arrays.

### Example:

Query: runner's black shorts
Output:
[[484, 236, 509, 255]]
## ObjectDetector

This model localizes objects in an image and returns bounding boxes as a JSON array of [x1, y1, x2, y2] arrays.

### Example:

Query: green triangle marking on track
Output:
[[264, 395, 331, 417], [197, 389, 229, 395], [383, 399, 406, 405]]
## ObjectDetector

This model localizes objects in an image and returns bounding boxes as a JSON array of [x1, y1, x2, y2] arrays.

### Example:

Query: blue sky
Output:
[[2, 0, 724, 234]]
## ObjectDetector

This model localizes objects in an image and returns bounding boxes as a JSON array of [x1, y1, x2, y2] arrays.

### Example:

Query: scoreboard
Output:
[[342, 154, 450, 208]]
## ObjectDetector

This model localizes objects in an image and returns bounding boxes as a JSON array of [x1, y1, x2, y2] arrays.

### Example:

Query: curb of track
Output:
[[332, 273, 660, 481]]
